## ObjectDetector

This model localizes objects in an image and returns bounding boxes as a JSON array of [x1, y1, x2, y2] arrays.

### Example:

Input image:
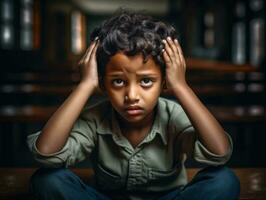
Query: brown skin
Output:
[[36, 39, 99, 154], [162, 37, 230, 155], [36, 36, 229, 156], [103, 53, 163, 147]]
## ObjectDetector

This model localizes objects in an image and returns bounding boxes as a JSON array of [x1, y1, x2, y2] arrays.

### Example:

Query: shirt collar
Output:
[[96, 98, 168, 145], [96, 104, 121, 136], [150, 98, 168, 145], [96, 103, 113, 135]]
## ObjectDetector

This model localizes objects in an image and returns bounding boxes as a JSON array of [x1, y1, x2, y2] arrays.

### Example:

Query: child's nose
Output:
[[126, 85, 139, 102]]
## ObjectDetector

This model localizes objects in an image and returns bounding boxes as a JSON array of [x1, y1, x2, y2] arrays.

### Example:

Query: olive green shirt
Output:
[[27, 97, 233, 200]]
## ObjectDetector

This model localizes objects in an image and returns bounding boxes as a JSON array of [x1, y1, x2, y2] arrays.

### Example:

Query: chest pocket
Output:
[[95, 163, 123, 190], [148, 167, 179, 184]]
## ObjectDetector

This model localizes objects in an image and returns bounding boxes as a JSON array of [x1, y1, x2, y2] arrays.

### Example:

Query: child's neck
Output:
[[116, 111, 155, 148]]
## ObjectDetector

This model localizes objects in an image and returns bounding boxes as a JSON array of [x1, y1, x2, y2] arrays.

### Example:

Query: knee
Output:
[[209, 166, 240, 198], [30, 168, 70, 194]]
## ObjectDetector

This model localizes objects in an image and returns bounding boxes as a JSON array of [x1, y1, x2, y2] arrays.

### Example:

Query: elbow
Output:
[[216, 144, 230, 156], [199, 138, 231, 157], [212, 142, 231, 157], [36, 140, 58, 155], [218, 137, 232, 156], [211, 133, 232, 156], [36, 143, 51, 155]]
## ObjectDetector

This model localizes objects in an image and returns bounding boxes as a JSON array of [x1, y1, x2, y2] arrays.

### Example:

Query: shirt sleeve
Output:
[[27, 117, 97, 167], [179, 126, 233, 166]]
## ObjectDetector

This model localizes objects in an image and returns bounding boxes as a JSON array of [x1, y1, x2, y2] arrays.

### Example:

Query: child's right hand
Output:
[[78, 38, 99, 90]]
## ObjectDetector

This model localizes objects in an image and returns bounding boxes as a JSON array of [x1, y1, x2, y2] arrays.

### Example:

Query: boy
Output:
[[28, 10, 240, 200]]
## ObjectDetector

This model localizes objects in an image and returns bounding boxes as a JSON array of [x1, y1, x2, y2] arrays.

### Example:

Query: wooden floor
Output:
[[0, 168, 265, 200]]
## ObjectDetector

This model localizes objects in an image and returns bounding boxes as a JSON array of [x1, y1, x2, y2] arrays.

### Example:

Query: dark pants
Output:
[[30, 166, 240, 200]]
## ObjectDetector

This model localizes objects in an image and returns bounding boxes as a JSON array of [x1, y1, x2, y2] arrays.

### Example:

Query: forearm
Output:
[[173, 84, 230, 156], [36, 82, 95, 154]]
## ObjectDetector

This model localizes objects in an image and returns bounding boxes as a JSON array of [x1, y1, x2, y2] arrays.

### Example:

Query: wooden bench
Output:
[[0, 168, 266, 200]]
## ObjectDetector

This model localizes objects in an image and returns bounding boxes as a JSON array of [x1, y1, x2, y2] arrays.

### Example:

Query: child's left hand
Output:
[[162, 37, 187, 91]]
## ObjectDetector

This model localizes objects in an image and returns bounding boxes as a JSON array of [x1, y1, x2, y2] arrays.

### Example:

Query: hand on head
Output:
[[162, 37, 187, 91], [78, 37, 100, 91]]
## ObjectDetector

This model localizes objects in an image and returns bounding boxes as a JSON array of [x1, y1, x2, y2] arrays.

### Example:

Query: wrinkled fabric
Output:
[[27, 97, 233, 200]]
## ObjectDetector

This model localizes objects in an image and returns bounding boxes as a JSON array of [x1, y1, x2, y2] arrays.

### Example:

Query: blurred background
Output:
[[0, 0, 265, 168]]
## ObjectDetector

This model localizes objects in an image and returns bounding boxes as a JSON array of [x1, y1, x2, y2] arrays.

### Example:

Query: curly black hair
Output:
[[90, 9, 177, 77]]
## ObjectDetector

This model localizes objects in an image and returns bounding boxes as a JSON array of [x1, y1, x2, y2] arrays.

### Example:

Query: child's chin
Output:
[[122, 115, 144, 123]]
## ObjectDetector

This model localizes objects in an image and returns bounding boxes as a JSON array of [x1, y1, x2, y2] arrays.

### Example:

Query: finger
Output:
[[162, 48, 171, 66], [84, 39, 99, 63], [78, 46, 93, 66], [174, 39, 186, 69], [171, 38, 182, 68], [162, 39, 174, 62], [80, 38, 98, 64], [88, 40, 99, 63], [166, 37, 178, 58], [79, 44, 94, 64]]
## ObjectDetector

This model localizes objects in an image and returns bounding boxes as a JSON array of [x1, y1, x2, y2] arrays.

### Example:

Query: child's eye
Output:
[[140, 78, 153, 87], [112, 79, 125, 87]]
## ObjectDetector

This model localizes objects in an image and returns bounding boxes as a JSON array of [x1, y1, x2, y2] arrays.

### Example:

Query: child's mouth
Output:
[[124, 106, 144, 116], [126, 109, 143, 116]]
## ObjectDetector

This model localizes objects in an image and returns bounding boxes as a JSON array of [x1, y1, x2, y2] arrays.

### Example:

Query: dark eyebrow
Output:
[[107, 72, 159, 77], [136, 70, 159, 76], [107, 74, 124, 78], [136, 73, 158, 77]]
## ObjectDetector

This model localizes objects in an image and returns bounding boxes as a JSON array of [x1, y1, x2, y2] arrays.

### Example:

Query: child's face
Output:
[[103, 52, 163, 124]]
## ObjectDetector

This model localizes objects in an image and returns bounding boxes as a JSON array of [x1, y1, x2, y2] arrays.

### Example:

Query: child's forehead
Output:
[[105, 52, 161, 74]]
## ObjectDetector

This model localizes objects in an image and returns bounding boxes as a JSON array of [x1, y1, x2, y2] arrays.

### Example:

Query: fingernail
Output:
[[162, 49, 165, 52], [167, 37, 171, 41], [174, 39, 178, 43], [94, 36, 99, 41], [162, 39, 166, 43]]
